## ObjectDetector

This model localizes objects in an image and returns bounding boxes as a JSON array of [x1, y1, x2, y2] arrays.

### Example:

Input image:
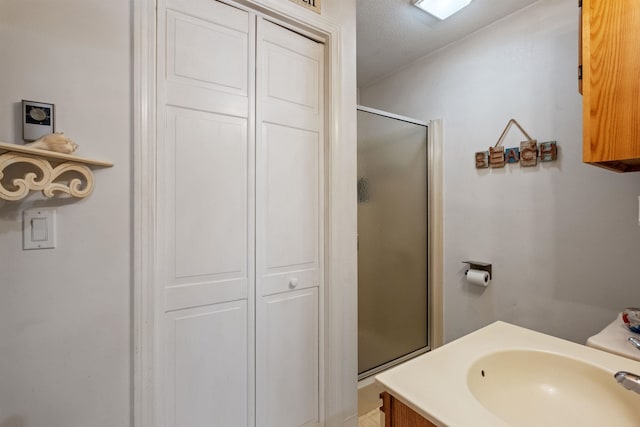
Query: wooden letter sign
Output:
[[489, 146, 505, 168], [475, 151, 489, 168], [505, 147, 520, 163], [520, 140, 538, 167], [289, 0, 321, 13], [474, 139, 557, 171], [539, 141, 557, 162]]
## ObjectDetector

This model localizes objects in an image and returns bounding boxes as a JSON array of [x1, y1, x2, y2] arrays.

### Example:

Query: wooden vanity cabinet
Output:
[[380, 392, 438, 427], [581, 0, 640, 172]]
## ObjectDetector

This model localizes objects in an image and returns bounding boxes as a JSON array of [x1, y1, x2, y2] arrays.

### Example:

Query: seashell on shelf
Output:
[[25, 132, 78, 154]]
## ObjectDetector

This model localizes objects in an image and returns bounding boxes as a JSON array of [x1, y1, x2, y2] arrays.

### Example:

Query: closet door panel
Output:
[[265, 45, 318, 109], [256, 19, 324, 297], [256, 18, 324, 427], [259, 122, 319, 295], [168, 0, 248, 32], [158, 1, 254, 425], [261, 20, 321, 112], [171, 108, 247, 279], [168, 10, 247, 94], [164, 107, 249, 309], [260, 23, 322, 132], [264, 124, 318, 267], [160, 0, 252, 311], [165, 8, 249, 116], [257, 288, 319, 427], [166, 301, 248, 427]]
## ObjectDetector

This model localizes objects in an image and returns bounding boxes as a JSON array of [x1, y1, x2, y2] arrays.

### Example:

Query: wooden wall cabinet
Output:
[[380, 392, 438, 427], [581, 0, 640, 172]]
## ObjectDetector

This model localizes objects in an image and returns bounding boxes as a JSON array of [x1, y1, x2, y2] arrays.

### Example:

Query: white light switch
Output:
[[23, 208, 56, 250], [31, 218, 48, 241]]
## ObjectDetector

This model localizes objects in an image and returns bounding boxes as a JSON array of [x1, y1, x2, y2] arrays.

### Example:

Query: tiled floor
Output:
[[358, 408, 382, 427], [358, 380, 384, 415], [358, 379, 384, 427]]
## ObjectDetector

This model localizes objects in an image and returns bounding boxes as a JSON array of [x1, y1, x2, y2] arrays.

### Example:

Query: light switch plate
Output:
[[23, 208, 56, 250]]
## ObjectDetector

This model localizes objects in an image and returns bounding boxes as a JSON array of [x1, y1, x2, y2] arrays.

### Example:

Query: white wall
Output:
[[0, 1, 132, 426], [0, 1, 357, 427], [360, 0, 640, 344]]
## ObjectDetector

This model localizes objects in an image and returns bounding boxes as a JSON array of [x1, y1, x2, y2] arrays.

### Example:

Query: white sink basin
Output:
[[467, 350, 640, 427], [375, 322, 640, 427]]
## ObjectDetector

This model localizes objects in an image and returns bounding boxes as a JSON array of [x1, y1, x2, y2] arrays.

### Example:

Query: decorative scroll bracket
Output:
[[0, 142, 112, 201]]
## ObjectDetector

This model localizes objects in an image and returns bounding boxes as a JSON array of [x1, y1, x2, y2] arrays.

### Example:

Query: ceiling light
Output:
[[412, 0, 474, 20]]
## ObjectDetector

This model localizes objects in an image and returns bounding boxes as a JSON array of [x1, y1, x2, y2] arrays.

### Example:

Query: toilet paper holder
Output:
[[463, 261, 492, 279]]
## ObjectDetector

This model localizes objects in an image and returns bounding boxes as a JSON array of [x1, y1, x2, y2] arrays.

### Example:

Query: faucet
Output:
[[614, 371, 640, 394], [628, 336, 640, 351]]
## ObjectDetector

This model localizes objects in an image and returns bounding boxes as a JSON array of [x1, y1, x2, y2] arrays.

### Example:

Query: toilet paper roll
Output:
[[466, 269, 490, 287]]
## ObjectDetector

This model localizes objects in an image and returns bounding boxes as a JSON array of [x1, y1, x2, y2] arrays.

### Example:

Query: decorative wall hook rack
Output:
[[475, 118, 557, 169]]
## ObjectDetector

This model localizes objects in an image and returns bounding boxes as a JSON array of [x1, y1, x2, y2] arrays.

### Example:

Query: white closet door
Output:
[[158, 0, 253, 425], [259, 289, 319, 426], [166, 301, 248, 427], [256, 19, 324, 427]]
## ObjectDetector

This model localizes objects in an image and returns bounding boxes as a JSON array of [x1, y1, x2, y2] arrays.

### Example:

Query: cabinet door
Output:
[[582, 0, 640, 171], [158, 0, 253, 425], [255, 18, 324, 427], [381, 392, 437, 427]]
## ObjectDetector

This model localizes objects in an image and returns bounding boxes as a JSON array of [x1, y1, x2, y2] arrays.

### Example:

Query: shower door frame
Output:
[[356, 105, 433, 380]]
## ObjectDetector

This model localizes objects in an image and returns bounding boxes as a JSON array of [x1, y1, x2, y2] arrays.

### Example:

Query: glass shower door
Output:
[[357, 106, 429, 378]]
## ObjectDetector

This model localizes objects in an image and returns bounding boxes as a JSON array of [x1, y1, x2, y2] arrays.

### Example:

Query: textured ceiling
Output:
[[357, 0, 539, 87]]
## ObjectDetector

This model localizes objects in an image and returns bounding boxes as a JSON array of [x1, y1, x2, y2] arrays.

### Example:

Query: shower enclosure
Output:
[[357, 106, 429, 379]]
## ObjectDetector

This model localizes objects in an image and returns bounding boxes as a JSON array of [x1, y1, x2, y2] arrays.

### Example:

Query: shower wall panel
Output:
[[357, 109, 428, 376]]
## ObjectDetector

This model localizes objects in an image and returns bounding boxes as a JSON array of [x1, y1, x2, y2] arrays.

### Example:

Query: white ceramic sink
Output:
[[375, 322, 640, 427], [467, 350, 640, 427]]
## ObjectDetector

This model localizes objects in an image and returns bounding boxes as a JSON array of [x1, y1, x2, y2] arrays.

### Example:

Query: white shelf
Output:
[[0, 142, 113, 201]]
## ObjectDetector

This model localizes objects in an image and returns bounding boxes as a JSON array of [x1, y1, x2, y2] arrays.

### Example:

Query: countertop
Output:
[[586, 313, 640, 361], [375, 321, 640, 427]]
